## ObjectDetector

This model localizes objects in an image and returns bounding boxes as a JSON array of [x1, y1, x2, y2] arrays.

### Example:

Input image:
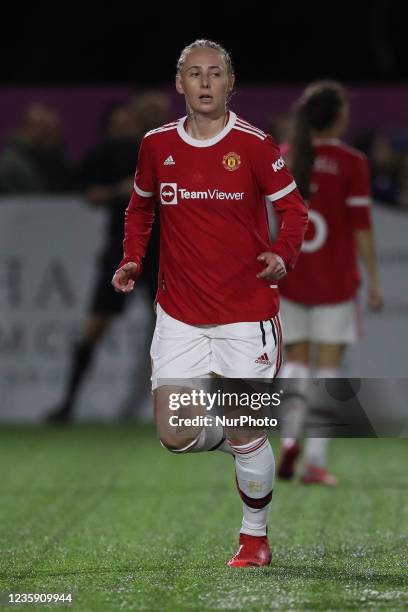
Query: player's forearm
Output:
[[118, 191, 155, 274], [355, 228, 380, 285], [272, 189, 308, 269]]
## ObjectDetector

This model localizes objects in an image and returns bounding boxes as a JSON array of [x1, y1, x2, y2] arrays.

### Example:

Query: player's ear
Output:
[[228, 74, 235, 93], [175, 75, 184, 95]]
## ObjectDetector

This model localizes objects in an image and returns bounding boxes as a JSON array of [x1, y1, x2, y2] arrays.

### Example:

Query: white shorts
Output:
[[150, 304, 282, 389], [280, 298, 361, 345]]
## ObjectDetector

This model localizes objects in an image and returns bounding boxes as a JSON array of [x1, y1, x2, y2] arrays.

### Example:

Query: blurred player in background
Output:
[[277, 81, 383, 484], [112, 39, 308, 567], [130, 90, 170, 138], [0, 103, 72, 193], [267, 111, 293, 147], [47, 97, 167, 423]]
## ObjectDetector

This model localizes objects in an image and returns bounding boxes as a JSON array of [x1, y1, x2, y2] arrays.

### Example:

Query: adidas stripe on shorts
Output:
[[151, 304, 282, 390]]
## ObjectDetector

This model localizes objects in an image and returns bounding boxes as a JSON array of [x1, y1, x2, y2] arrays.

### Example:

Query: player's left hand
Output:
[[256, 252, 287, 281]]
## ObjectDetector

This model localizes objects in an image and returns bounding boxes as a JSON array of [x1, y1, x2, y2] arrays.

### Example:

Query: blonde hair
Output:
[[176, 39, 234, 76]]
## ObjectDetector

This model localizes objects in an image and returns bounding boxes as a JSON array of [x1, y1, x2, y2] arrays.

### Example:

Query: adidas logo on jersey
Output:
[[255, 352, 272, 365], [163, 155, 175, 165]]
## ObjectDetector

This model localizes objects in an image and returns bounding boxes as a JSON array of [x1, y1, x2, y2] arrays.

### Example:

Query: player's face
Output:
[[176, 48, 234, 117]]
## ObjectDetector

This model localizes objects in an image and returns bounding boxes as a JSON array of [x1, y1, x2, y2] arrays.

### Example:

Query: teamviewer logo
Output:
[[160, 183, 178, 205]]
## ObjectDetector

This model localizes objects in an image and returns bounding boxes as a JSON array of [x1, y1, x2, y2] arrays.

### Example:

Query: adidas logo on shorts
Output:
[[255, 352, 272, 365]]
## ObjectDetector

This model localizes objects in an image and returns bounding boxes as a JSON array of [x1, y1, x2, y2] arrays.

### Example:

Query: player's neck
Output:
[[313, 122, 343, 140], [314, 128, 341, 140], [186, 111, 228, 140]]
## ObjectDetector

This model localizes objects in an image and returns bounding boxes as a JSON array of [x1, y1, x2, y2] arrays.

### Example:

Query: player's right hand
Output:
[[111, 262, 138, 294], [368, 282, 384, 311]]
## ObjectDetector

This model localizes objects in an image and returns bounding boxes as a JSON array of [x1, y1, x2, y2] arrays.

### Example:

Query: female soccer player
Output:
[[112, 40, 307, 566], [277, 81, 383, 485]]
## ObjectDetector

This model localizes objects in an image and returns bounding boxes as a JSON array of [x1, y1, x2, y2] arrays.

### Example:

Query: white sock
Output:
[[230, 436, 275, 537], [303, 438, 329, 468], [314, 367, 339, 379], [304, 367, 339, 468], [279, 361, 311, 443], [215, 437, 234, 455], [187, 425, 224, 452]]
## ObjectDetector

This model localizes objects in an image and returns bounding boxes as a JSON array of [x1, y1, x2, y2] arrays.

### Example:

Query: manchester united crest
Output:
[[222, 152, 241, 172]]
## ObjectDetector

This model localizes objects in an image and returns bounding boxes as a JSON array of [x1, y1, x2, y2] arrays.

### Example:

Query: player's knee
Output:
[[159, 430, 202, 453], [154, 403, 203, 453]]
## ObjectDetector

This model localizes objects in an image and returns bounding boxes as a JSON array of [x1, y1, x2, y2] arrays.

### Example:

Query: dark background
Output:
[[3, 0, 407, 85]]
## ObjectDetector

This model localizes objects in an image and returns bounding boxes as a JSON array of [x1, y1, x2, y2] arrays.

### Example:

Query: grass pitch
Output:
[[0, 425, 407, 611]]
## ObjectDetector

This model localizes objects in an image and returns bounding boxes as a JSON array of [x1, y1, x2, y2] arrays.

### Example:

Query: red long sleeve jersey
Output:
[[279, 139, 373, 305], [119, 112, 308, 324]]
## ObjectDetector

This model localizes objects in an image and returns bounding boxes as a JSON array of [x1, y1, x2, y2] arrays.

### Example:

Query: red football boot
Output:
[[277, 441, 301, 480], [300, 463, 338, 486], [227, 533, 271, 567]]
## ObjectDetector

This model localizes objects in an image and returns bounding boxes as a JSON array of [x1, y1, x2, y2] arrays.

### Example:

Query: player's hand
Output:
[[368, 282, 384, 311], [256, 252, 287, 281], [111, 262, 138, 294]]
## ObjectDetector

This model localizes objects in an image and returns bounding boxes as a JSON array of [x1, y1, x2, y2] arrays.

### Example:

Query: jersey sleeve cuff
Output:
[[116, 257, 142, 280]]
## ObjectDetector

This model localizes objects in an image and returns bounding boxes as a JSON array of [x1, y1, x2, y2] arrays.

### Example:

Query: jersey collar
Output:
[[177, 111, 237, 147]]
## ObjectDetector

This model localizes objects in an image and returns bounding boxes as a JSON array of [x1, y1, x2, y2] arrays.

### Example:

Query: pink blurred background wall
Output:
[[1, 84, 407, 161]]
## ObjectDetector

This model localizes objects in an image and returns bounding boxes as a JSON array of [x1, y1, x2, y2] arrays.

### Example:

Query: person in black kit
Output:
[[46, 100, 161, 423]]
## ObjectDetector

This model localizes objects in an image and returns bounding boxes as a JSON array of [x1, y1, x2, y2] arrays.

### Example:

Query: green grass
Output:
[[0, 426, 407, 611]]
